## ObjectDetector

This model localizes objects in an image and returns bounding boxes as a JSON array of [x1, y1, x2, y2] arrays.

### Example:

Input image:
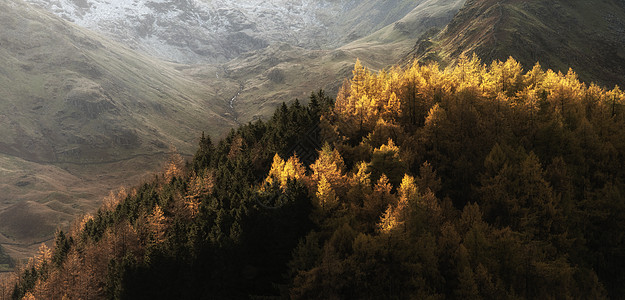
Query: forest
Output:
[[7, 55, 625, 299]]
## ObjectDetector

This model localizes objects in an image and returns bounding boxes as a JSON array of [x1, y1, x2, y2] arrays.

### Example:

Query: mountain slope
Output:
[[410, 0, 625, 87], [0, 0, 236, 163], [0, 0, 467, 260], [218, 0, 468, 122], [25, 0, 431, 63], [0, 245, 12, 272], [0, 0, 237, 258]]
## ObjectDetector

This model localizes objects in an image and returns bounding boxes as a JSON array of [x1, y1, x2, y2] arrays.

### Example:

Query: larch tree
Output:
[[265, 153, 307, 190], [310, 143, 346, 194], [316, 175, 338, 211], [370, 139, 405, 186], [148, 205, 167, 245]]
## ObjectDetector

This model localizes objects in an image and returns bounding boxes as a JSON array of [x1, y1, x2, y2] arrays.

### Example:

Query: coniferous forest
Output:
[[9, 56, 625, 299]]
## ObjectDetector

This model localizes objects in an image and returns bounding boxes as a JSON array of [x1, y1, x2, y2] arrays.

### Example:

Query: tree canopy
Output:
[[9, 57, 625, 299]]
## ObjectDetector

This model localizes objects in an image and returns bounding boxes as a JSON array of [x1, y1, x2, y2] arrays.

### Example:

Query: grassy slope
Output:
[[0, 0, 238, 259], [0, 244, 11, 272], [411, 0, 625, 87], [0, 0, 236, 162]]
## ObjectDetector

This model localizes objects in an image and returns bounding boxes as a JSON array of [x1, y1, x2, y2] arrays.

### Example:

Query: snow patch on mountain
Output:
[[26, 0, 352, 63]]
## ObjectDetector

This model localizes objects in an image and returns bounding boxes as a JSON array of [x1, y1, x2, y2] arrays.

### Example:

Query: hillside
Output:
[[0, 0, 467, 260], [8, 57, 625, 299], [215, 0, 468, 121], [0, 245, 12, 272], [410, 0, 625, 87], [0, 0, 237, 259]]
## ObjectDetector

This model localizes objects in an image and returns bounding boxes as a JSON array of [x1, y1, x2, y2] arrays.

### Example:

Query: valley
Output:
[[2, 0, 625, 298], [0, 0, 466, 259]]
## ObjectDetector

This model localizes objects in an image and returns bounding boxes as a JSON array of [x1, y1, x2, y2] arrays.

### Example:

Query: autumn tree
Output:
[[370, 139, 405, 186], [148, 205, 167, 245], [264, 153, 308, 190]]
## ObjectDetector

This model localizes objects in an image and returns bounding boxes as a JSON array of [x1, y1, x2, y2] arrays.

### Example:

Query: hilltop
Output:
[[410, 0, 625, 87]]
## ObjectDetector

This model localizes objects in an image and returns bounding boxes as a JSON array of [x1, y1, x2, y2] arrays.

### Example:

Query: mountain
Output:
[[0, 0, 238, 258], [410, 0, 625, 87], [214, 0, 468, 121], [0, 0, 467, 259], [24, 0, 432, 63]]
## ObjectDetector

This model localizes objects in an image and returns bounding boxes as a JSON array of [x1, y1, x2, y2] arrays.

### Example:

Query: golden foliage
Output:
[[377, 205, 402, 234], [148, 205, 167, 245], [310, 143, 346, 193], [316, 175, 338, 211], [352, 161, 371, 187], [103, 187, 128, 212], [76, 213, 94, 236], [0, 273, 16, 300], [374, 138, 400, 158], [374, 174, 392, 195], [265, 153, 308, 189], [335, 55, 624, 142], [35, 243, 52, 269], [398, 174, 418, 204]]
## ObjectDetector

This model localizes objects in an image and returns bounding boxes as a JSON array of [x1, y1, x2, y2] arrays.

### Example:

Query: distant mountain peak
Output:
[[26, 0, 430, 63]]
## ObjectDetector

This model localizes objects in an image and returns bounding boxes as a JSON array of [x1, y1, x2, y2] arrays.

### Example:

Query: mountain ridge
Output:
[[25, 0, 430, 63], [410, 0, 625, 87]]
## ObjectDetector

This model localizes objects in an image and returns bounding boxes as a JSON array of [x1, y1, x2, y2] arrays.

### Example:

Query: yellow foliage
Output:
[[265, 153, 307, 189], [164, 152, 185, 182], [185, 171, 214, 217], [310, 143, 346, 192], [316, 175, 338, 210], [36, 243, 52, 268], [374, 174, 392, 195], [103, 187, 128, 212], [382, 92, 402, 122], [399, 174, 418, 205], [266, 154, 286, 186], [377, 204, 402, 234], [148, 205, 167, 244], [374, 138, 400, 158], [333, 55, 623, 142], [23, 292, 36, 300], [352, 161, 371, 187]]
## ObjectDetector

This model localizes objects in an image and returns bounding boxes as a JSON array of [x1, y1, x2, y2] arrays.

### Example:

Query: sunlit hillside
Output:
[[411, 0, 625, 87]]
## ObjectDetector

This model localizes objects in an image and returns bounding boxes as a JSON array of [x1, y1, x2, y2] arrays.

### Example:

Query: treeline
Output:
[[0, 246, 12, 271], [11, 55, 625, 299]]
